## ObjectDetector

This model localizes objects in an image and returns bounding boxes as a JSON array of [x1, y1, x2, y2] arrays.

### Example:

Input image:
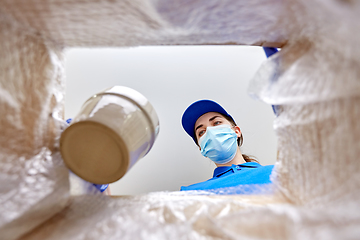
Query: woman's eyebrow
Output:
[[195, 124, 203, 132], [209, 115, 221, 122]]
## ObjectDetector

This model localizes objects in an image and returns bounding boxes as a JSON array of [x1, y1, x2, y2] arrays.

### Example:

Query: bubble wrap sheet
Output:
[[20, 192, 357, 240], [1, 0, 360, 239]]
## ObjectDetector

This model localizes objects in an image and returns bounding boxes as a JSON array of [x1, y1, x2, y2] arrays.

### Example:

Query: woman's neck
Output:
[[215, 148, 246, 167]]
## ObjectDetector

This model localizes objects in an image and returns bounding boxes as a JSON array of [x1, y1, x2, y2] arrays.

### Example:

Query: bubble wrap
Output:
[[1, 0, 360, 239], [0, 0, 286, 47], [19, 192, 360, 240], [0, 6, 70, 240], [248, 0, 360, 207]]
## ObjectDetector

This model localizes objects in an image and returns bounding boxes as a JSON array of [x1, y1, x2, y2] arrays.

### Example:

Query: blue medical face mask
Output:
[[199, 124, 238, 164]]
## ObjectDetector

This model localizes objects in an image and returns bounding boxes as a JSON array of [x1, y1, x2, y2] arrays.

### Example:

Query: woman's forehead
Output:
[[195, 112, 225, 127]]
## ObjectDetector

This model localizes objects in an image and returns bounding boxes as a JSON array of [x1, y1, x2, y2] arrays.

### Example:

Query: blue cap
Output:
[[181, 100, 235, 143]]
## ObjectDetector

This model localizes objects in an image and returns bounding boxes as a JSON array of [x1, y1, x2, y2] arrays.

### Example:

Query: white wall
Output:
[[64, 46, 277, 195]]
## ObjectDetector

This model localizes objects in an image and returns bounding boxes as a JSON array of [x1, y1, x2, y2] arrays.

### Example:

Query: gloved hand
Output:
[[263, 47, 278, 58], [93, 183, 109, 193], [66, 118, 72, 125], [262, 47, 280, 115]]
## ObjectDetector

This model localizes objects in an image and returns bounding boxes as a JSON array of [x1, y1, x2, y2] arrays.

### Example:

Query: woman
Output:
[[180, 99, 274, 191]]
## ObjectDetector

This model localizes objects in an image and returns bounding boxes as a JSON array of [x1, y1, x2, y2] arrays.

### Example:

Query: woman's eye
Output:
[[214, 121, 221, 125], [198, 130, 205, 137]]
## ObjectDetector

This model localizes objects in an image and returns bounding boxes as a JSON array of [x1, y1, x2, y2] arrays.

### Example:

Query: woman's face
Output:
[[194, 112, 241, 144]]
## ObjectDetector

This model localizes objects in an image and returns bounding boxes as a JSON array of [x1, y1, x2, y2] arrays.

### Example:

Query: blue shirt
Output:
[[180, 162, 274, 191]]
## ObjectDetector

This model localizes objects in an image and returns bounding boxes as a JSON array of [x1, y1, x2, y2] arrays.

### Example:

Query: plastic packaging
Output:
[[1, 0, 360, 239], [248, 0, 360, 207], [0, 9, 70, 239], [19, 191, 360, 240]]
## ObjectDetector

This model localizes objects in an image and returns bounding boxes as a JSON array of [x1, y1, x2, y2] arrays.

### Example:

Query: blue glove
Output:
[[66, 118, 72, 124], [93, 183, 109, 193], [263, 47, 279, 115], [263, 47, 278, 58]]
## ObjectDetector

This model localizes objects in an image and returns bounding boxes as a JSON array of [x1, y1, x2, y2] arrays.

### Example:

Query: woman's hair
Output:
[[194, 113, 258, 163]]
